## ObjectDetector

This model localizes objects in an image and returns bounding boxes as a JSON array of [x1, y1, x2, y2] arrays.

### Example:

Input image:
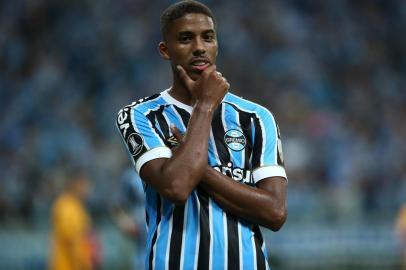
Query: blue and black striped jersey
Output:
[[117, 89, 287, 270]]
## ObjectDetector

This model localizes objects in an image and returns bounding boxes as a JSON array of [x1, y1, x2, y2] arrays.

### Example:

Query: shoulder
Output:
[[223, 92, 274, 119], [117, 93, 163, 116], [117, 93, 165, 126], [116, 93, 168, 142], [53, 194, 76, 214]]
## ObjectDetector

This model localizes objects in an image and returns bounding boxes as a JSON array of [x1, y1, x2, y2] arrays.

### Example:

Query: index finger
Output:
[[176, 65, 194, 90]]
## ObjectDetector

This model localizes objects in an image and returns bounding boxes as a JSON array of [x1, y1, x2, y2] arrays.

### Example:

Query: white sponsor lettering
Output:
[[120, 123, 130, 137], [277, 138, 284, 163], [117, 112, 128, 124], [213, 162, 252, 184], [118, 111, 130, 137]]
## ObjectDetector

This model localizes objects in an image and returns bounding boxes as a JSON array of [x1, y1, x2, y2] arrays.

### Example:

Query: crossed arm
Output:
[[134, 65, 287, 231], [141, 155, 287, 231], [180, 126, 286, 231], [200, 168, 287, 231], [140, 123, 287, 231]]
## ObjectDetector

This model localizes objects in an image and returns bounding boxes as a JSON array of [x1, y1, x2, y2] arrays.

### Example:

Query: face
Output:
[[72, 176, 91, 201], [159, 13, 218, 81]]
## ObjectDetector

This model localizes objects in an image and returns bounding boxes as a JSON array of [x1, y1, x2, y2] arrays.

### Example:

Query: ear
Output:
[[158, 41, 170, 60]]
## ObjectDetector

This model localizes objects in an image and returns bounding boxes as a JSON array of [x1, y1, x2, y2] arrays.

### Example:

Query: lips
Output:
[[190, 58, 210, 71]]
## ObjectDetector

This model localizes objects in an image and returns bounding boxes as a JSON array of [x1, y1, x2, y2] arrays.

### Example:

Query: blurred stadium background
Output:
[[1, 0, 405, 269]]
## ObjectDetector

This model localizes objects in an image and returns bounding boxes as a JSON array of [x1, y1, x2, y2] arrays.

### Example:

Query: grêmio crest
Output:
[[224, 129, 246, 151]]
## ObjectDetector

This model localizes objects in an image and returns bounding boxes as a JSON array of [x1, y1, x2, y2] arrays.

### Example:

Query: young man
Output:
[[117, 1, 287, 269]]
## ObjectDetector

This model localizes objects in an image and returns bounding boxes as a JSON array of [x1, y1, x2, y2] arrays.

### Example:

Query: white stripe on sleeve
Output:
[[135, 146, 172, 173], [252, 165, 287, 183]]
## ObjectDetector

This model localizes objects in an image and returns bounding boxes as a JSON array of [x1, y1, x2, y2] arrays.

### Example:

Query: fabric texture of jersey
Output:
[[117, 89, 287, 270]]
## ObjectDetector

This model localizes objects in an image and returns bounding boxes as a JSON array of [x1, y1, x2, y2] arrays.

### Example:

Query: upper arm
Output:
[[117, 105, 189, 201], [251, 108, 287, 185], [252, 108, 288, 225], [116, 105, 172, 175], [257, 176, 287, 230], [256, 176, 287, 201]]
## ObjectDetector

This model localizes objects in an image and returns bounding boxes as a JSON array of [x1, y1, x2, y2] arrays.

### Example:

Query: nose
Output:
[[192, 37, 206, 56]]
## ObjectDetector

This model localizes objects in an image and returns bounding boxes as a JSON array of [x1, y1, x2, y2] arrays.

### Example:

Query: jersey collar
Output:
[[161, 88, 229, 114], [161, 88, 193, 113]]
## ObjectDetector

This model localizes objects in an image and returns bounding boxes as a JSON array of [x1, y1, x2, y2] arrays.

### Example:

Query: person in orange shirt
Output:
[[396, 204, 406, 270], [49, 171, 95, 270]]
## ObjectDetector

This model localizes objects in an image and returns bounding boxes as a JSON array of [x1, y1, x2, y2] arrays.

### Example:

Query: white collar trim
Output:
[[160, 88, 193, 113]]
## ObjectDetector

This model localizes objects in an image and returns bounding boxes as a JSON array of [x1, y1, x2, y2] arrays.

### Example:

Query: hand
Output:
[[170, 124, 184, 143], [170, 124, 184, 155], [177, 65, 229, 110]]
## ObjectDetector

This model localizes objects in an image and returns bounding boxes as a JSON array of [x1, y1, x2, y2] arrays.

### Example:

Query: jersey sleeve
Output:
[[116, 105, 172, 174], [251, 108, 287, 183]]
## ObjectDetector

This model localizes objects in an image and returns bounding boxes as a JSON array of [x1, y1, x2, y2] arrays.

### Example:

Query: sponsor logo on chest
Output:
[[213, 162, 252, 184]]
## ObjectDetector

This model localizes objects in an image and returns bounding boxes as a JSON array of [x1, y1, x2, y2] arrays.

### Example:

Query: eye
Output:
[[179, 34, 193, 43], [203, 33, 215, 42]]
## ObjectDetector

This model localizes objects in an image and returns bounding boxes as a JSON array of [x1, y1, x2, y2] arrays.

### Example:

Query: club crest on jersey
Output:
[[127, 133, 143, 156], [224, 129, 246, 151]]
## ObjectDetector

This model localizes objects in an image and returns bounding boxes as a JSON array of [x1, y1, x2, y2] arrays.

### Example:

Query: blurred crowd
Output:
[[0, 0, 405, 227]]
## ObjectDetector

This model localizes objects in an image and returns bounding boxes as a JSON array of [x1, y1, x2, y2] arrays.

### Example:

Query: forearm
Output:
[[158, 103, 215, 201], [200, 166, 287, 231]]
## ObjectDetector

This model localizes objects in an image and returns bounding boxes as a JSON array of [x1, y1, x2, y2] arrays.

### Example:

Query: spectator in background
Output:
[[396, 204, 406, 270], [112, 168, 146, 270], [49, 171, 100, 270]]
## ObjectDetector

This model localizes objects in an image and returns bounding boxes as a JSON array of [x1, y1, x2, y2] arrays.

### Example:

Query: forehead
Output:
[[169, 13, 215, 34]]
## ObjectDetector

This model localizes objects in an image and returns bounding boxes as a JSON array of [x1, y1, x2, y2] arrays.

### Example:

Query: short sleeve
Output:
[[251, 108, 287, 183], [117, 105, 172, 174]]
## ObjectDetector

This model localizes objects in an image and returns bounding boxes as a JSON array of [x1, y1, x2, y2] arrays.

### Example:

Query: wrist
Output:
[[201, 166, 215, 183], [193, 102, 216, 114]]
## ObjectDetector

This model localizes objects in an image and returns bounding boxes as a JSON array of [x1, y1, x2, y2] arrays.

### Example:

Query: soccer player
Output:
[[116, 1, 287, 269], [49, 172, 96, 270], [396, 204, 406, 270]]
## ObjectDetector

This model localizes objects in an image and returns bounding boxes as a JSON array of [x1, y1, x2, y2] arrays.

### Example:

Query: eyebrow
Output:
[[177, 29, 216, 36]]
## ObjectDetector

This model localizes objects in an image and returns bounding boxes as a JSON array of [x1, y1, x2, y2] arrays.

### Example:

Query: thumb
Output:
[[176, 65, 194, 90]]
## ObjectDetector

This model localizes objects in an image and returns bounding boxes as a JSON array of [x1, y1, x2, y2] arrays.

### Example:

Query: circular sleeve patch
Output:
[[126, 133, 144, 156]]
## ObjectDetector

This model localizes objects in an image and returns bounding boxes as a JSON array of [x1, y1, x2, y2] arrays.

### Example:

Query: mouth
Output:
[[189, 58, 211, 72]]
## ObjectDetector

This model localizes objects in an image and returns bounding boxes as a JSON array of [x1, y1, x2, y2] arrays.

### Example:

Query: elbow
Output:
[[264, 207, 287, 232], [159, 164, 205, 204], [161, 179, 192, 204], [166, 191, 188, 205]]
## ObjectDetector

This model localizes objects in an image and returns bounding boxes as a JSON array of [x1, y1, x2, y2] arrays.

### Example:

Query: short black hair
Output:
[[160, 0, 216, 39]]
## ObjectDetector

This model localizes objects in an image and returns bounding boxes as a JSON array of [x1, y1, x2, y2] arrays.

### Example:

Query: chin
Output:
[[189, 71, 203, 81]]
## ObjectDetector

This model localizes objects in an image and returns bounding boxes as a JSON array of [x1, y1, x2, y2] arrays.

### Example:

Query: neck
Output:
[[169, 71, 196, 106], [66, 190, 83, 202]]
